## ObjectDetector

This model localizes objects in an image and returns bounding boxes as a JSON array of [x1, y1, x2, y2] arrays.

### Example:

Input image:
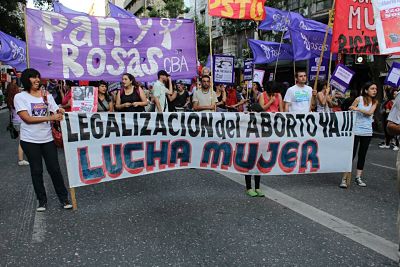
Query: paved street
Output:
[[0, 109, 398, 266]]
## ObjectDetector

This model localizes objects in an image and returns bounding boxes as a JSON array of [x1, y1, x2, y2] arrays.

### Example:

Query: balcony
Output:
[[124, 0, 145, 14]]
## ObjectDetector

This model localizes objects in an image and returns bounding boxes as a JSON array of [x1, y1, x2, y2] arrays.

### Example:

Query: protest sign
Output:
[[253, 69, 265, 85], [71, 86, 98, 112], [0, 31, 26, 71], [208, 0, 266, 21], [248, 39, 293, 64], [385, 62, 400, 88], [243, 59, 254, 81], [372, 0, 400, 54], [25, 9, 197, 82], [309, 58, 329, 81], [213, 55, 234, 84], [330, 64, 355, 93], [332, 1, 380, 54], [61, 111, 355, 188]]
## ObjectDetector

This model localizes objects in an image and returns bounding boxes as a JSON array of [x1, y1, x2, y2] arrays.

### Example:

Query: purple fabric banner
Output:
[[0, 31, 26, 71], [26, 9, 197, 82], [259, 7, 328, 33], [248, 39, 293, 64], [289, 29, 332, 61], [109, 2, 137, 18], [53, 1, 87, 15]]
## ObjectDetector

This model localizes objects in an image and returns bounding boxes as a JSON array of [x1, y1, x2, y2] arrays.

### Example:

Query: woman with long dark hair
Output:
[[115, 73, 147, 112], [13, 68, 72, 211], [96, 80, 114, 112], [259, 81, 283, 112], [340, 82, 378, 188]]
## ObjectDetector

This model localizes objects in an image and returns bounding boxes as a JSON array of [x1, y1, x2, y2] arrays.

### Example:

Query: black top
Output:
[[173, 91, 189, 109], [120, 89, 144, 112], [216, 92, 226, 109]]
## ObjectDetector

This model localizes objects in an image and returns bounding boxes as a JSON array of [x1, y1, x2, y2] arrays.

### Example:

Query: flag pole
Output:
[[326, 9, 335, 90], [208, 14, 215, 110], [274, 13, 290, 80], [313, 0, 335, 92], [24, 6, 30, 68]]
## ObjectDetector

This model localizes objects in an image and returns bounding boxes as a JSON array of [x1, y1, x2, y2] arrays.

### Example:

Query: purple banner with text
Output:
[[26, 9, 197, 82]]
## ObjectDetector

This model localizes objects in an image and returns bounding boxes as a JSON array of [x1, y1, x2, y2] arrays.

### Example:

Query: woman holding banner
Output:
[[115, 73, 147, 112], [340, 82, 378, 188], [13, 68, 72, 211], [315, 81, 333, 112], [97, 80, 114, 112]]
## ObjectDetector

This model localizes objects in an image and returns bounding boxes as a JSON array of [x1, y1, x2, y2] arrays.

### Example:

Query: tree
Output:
[[195, 20, 209, 64], [164, 0, 189, 18], [0, 0, 25, 39]]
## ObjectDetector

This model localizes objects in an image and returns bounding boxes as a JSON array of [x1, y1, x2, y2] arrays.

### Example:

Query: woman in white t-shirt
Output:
[[14, 68, 72, 212]]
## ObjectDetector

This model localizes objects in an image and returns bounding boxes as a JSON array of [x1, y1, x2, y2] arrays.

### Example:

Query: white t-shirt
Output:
[[388, 93, 400, 124], [14, 91, 59, 143], [283, 84, 313, 112], [153, 80, 170, 112], [192, 89, 218, 112]]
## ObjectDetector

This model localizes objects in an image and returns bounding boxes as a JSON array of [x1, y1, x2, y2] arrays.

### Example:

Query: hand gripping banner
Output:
[[61, 111, 355, 188], [25, 9, 197, 82]]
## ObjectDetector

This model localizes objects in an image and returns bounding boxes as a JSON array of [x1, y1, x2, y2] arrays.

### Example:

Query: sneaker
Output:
[[18, 160, 29, 166], [393, 146, 399, 151], [355, 177, 366, 187], [255, 189, 265, 197], [339, 178, 347, 188], [62, 200, 73, 209], [246, 189, 258, 197], [379, 144, 390, 149], [36, 201, 47, 212]]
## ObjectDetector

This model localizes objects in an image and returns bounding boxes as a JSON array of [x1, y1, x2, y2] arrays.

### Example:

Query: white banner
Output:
[[61, 112, 355, 188], [373, 0, 400, 54]]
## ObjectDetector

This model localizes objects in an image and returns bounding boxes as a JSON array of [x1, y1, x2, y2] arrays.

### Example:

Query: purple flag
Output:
[[0, 31, 26, 71], [53, 1, 87, 15], [259, 7, 328, 33], [248, 39, 293, 64], [289, 29, 332, 61], [25, 9, 197, 82], [109, 2, 136, 18]]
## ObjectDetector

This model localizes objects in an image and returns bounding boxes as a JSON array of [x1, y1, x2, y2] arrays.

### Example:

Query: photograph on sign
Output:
[[213, 55, 235, 84], [253, 69, 265, 85], [71, 86, 98, 112]]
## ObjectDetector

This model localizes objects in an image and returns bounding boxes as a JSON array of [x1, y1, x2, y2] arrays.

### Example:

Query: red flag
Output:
[[208, 0, 266, 21], [331, 1, 379, 54]]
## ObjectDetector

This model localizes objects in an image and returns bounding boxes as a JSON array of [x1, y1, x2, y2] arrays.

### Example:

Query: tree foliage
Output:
[[195, 20, 209, 64], [0, 0, 25, 39]]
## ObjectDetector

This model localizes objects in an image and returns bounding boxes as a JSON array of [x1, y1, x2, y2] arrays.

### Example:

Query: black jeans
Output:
[[353, 136, 372, 170], [245, 175, 260, 190], [20, 140, 68, 204]]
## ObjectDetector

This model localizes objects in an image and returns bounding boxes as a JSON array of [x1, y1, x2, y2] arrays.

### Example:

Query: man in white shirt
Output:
[[284, 70, 316, 112], [153, 70, 173, 112], [192, 75, 217, 112]]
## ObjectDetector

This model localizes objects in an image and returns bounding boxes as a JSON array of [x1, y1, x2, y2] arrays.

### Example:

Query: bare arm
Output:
[[133, 88, 148, 107], [18, 110, 63, 124], [258, 94, 275, 111], [192, 101, 214, 111], [387, 121, 400, 135], [278, 94, 284, 112], [284, 102, 290, 112]]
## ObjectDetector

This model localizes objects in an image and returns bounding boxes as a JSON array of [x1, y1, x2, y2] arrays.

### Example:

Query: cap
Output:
[[157, 70, 170, 77]]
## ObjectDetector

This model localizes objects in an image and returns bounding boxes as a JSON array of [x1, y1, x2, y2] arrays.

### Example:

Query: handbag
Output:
[[42, 91, 64, 148], [6, 114, 19, 139]]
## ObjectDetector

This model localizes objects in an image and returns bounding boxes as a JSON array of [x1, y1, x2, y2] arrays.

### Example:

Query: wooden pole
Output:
[[24, 6, 30, 68], [313, 0, 336, 92], [70, 187, 78, 210], [208, 14, 215, 110]]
